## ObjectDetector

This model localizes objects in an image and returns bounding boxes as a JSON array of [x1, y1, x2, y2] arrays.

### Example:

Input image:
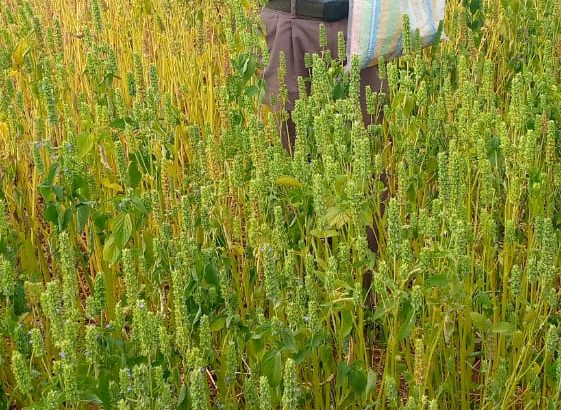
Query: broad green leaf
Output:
[[372, 300, 392, 321], [76, 203, 89, 233], [44, 202, 58, 225], [348, 365, 367, 394], [247, 336, 265, 358], [17, 238, 37, 289], [102, 236, 120, 264], [261, 350, 283, 387], [366, 369, 377, 396], [204, 263, 220, 286], [80, 393, 103, 405], [245, 85, 260, 98], [177, 383, 188, 409], [242, 57, 257, 82], [512, 330, 525, 348], [77, 132, 95, 159], [492, 321, 515, 336], [210, 316, 226, 332], [426, 274, 450, 287], [112, 213, 133, 249], [61, 207, 73, 230], [110, 118, 134, 130], [45, 163, 59, 186], [391, 91, 406, 110], [275, 175, 303, 188], [336, 363, 350, 389], [129, 158, 142, 188], [339, 309, 353, 339], [326, 206, 352, 229], [470, 312, 491, 332], [102, 178, 123, 192], [93, 211, 109, 231], [403, 95, 415, 117], [320, 344, 336, 370], [310, 229, 340, 239], [398, 302, 415, 341]]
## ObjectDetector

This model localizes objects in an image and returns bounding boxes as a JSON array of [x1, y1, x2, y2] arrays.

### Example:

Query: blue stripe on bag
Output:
[[365, 0, 381, 66], [425, 0, 436, 36]]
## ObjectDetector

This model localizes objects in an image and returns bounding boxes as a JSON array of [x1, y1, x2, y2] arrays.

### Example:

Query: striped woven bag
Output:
[[348, 0, 446, 69]]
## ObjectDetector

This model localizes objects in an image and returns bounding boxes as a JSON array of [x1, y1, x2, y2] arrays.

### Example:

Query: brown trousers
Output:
[[261, 1, 388, 255], [261, 1, 386, 152]]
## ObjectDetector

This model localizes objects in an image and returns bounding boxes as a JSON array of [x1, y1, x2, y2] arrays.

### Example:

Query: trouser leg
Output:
[[281, 64, 385, 156]]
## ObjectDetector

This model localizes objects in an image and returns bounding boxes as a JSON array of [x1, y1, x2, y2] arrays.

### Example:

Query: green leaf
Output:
[[275, 175, 303, 189], [19, 239, 37, 278], [247, 336, 265, 358], [372, 300, 392, 321], [61, 207, 73, 230], [129, 158, 142, 188], [102, 236, 120, 264], [112, 213, 133, 249], [204, 263, 220, 286], [398, 302, 415, 341], [177, 383, 188, 409], [512, 330, 525, 348], [320, 344, 336, 371], [80, 393, 103, 405], [45, 163, 59, 185], [52, 186, 64, 201], [326, 206, 352, 229], [110, 118, 134, 130], [44, 202, 58, 225], [93, 211, 109, 231], [262, 350, 283, 387], [76, 203, 90, 233], [403, 95, 415, 117], [392, 91, 406, 110], [77, 132, 95, 159], [470, 312, 491, 332], [71, 174, 89, 198], [336, 363, 350, 389], [242, 57, 257, 82], [509, 0, 520, 12], [277, 328, 298, 353], [245, 85, 260, 98], [426, 274, 450, 287], [492, 321, 515, 336], [339, 309, 353, 339], [210, 316, 226, 332], [338, 391, 354, 408], [310, 229, 340, 239], [366, 369, 377, 396], [332, 81, 347, 100], [348, 365, 367, 394]]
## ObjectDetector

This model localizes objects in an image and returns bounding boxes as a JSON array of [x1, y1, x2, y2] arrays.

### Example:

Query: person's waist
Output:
[[265, 0, 349, 22]]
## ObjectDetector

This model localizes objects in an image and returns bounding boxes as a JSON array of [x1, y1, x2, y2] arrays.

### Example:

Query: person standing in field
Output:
[[261, 0, 387, 154], [261, 0, 388, 254]]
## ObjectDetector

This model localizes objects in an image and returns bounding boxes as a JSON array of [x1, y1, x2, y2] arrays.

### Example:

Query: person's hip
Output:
[[265, 0, 349, 22]]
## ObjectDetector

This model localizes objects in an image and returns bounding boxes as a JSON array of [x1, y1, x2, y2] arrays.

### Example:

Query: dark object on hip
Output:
[[266, 0, 349, 22]]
